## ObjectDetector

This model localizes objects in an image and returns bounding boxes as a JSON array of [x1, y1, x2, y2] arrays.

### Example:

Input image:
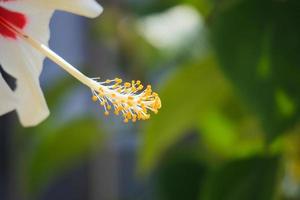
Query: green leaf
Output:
[[156, 144, 207, 200], [196, 108, 263, 160], [138, 57, 227, 173], [25, 118, 104, 196], [211, 0, 300, 140], [138, 56, 264, 174], [201, 155, 281, 200]]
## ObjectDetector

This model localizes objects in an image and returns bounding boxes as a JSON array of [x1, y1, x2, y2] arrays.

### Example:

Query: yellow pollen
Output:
[[137, 85, 143, 90], [126, 112, 132, 119], [92, 95, 98, 102], [128, 96, 134, 100], [127, 101, 134, 107], [115, 78, 122, 83], [117, 105, 123, 111], [154, 97, 161, 109], [124, 82, 131, 88], [91, 77, 162, 123]]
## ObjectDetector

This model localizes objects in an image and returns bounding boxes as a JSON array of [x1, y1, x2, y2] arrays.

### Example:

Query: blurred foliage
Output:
[[14, 79, 104, 199], [211, 0, 300, 141], [201, 155, 281, 200], [90, 7, 161, 74], [9, 0, 300, 199], [127, 0, 213, 17], [25, 118, 103, 197], [131, 0, 300, 200], [156, 141, 207, 200], [138, 56, 264, 173]]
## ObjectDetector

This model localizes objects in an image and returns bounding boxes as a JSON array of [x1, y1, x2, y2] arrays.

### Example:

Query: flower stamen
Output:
[[0, 15, 161, 122], [91, 78, 161, 122]]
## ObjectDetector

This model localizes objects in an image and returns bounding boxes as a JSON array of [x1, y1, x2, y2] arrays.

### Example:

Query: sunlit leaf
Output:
[[196, 108, 263, 160]]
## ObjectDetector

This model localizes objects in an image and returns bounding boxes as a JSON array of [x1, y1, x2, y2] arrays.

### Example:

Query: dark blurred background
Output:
[[1, 0, 300, 199]]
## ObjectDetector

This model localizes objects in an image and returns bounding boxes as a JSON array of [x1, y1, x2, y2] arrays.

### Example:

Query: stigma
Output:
[[91, 78, 161, 123], [0, 6, 27, 39]]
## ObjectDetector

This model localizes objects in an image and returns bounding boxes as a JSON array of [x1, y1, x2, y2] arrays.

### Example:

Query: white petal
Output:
[[44, 0, 103, 18], [0, 73, 16, 115], [15, 0, 103, 18], [0, 4, 53, 126], [0, 0, 101, 126], [0, 39, 50, 127]]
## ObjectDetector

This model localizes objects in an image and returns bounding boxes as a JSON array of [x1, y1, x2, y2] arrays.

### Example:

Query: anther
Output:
[[92, 95, 98, 102], [91, 78, 161, 123]]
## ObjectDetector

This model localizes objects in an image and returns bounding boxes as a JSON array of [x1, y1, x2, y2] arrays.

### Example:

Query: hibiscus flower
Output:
[[0, 0, 161, 127]]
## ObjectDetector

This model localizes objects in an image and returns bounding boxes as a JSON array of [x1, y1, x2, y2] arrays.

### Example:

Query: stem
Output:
[[23, 35, 98, 89]]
